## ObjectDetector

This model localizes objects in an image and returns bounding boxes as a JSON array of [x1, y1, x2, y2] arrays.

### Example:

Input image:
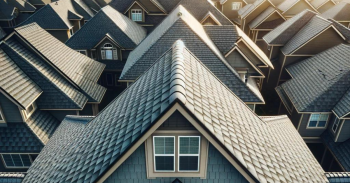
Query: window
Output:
[[307, 114, 329, 128], [131, 9, 142, 21], [91, 50, 96, 59], [232, 2, 241, 10], [178, 136, 200, 172], [101, 43, 118, 60], [1, 154, 32, 168], [0, 105, 5, 123], [332, 118, 341, 133], [70, 29, 74, 36], [153, 136, 175, 172], [23, 102, 37, 119], [77, 50, 87, 55]]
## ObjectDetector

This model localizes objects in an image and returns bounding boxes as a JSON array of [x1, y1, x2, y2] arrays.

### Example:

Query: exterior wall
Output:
[[242, 1, 270, 34], [72, 20, 80, 33], [0, 93, 23, 123], [202, 17, 219, 25], [298, 114, 328, 137], [105, 143, 248, 183], [226, 50, 259, 75], [222, 0, 245, 21], [47, 30, 69, 43], [127, 3, 145, 22], [336, 119, 350, 142], [294, 28, 346, 55], [96, 39, 121, 61], [283, 1, 313, 18], [317, 2, 335, 13]]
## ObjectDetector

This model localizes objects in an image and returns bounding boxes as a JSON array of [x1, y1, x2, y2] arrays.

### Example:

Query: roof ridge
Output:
[[169, 40, 187, 104]]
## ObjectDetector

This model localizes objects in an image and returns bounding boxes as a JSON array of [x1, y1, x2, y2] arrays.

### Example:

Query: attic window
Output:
[[307, 114, 329, 128], [101, 43, 118, 60], [1, 154, 32, 168], [232, 2, 241, 10], [131, 9, 142, 22]]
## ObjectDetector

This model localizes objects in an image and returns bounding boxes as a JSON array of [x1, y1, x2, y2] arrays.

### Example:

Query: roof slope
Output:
[[0, 48, 42, 110], [281, 15, 334, 55], [238, 0, 265, 18], [66, 5, 146, 50], [322, 131, 350, 171], [322, 2, 350, 21], [0, 0, 16, 20], [204, 25, 239, 54], [6, 0, 36, 12], [121, 5, 263, 103], [15, 23, 106, 103], [263, 9, 317, 45], [278, 44, 350, 114], [24, 40, 327, 183]]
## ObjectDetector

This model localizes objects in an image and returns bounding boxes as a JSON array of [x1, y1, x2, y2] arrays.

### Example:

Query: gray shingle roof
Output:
[[325, 172, 350, 183], [121, 5, 264, 103], [24, 40, 327, 183], [238, 0, 265, 18], [0, 1, 16, 20], [0, 48, 42, 110], [6, 0, 36, 12], [281, 15, 334, 55], [0, 172, 25, 183], [15, 23, 106, 103], [204, 25, 239, 54], [322, 2, 350, 21], [279, 44, 350, 115], [322, 131, 350, 171], [277, 0, 300, 13], [248, 6, 285, 30], [263, 9, 317, 45], [66, 5, 146, 50]]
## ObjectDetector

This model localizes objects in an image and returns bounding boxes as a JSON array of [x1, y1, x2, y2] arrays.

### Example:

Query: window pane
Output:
[[179, 156, 198, 171], [20, 155, 31, 166], [106, 50, 113, 60], [2, 155, 14, 167], [155, 156, 174, 171], [317, 121, 326, 127], [179, 137, 199, 154], [308, 121, 317, 127], [308, 114, 319, 127], [318, 114, 329, 126], [154, 137, 174, 154], [11, 154, 23, 166]]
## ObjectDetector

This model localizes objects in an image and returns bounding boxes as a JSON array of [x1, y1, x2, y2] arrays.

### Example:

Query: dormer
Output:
[[200, 12, 222, 26], [94, 36, 122, 61], [124, 1, 167, 22]]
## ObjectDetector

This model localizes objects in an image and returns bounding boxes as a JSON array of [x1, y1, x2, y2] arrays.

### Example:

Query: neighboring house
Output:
[[66, 5, 146, 92], [261, 10, 348, 95], [120, 5, 275, 111], [322, 1, 350, 28], [0, 23, 106, 172], [20, 0, 102, 42], [0, 0, 36, 30], [210, 0, 249, 23], [276, 44, 350, 171], [22, 40, 327, 183], [308, 0, 336, 13], [275, 0, 318, 19], [109, 0, 233, 33]]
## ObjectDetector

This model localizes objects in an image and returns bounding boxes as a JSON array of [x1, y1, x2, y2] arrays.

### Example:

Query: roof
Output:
[[6, 0, 36, 12], [278, 44, 350, 115], [121, 5, 264, 103], [66, 5, 146, 50], [0, 0, 16, 20], [248, 6, 285, 30], [281, 15, 335, 55], [0, 172, 25, 183], [20, 0, 95, 30], [263, 9, 317, 45], [329, 18, 350, 43], [322, 2, 350, 21], [322, 131, 350, 171], [24, 40, 327, 183], [238, 0, 266, 18], [15, 23, 106, 103], [0, 48, 42, 110], [204, 25, 239, 54], [325, 172, 350, 183], [309, 0, 332, 9], [248, 6, 276, 29]]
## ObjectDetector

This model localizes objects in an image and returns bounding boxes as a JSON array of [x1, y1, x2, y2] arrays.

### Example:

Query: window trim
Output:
[[131, 9, 143, 22], [22, 102, 37, 120], [1, 154, 33, 169], [178, 136, 200, 172], [101, 43, 117, 60], [332, 117, 341, 133], [306, 113, 330, 129], [153, 136, 175, 172], [0, 105, 5, 123], [232, 2, 242, 10]]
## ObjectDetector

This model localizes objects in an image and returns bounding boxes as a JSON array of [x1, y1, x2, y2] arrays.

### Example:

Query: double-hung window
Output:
[[1, 154, 32, 168], [332, 118, 341, 133], [178, 136, 200, 172], [153, 136, 175, 172], [131, 9, 142, 22], [307, 114, 329, 128]]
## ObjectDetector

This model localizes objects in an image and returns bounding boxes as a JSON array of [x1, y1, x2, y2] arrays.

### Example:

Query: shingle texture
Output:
[[121, 5, 264, 103], [278, 44, 350, 117], [263, 9, 317, 45], [238, 0, 265, 18], [204, 25, 239, 54], [0, 48, 42, 110], [66, 5, 146, 50], [329, 18, 350, 43], [322, 131, 350, 171], [24, 40, 327, 183], [15, 23, 106, 103]]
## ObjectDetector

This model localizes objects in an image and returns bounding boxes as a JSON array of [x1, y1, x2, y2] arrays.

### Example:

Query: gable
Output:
[[139, 0, 165, 13], [226, 49, 264, 77], [94, 36, 121, 49], [294, 27, 346, 55], [284, 1, 316, 17], [255, 11, 285, 30], [125, 1, 149, 14], [201, 15, 221, 26]]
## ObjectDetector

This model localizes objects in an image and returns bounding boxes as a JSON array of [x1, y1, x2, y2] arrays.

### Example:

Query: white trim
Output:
[[306, 113, 330, 129], [335, 119, 345, 142], [332, 117, 341, 133], [1, 154, 32, 169], [153, 136, 175, 172], [178, 136, 200, 172]]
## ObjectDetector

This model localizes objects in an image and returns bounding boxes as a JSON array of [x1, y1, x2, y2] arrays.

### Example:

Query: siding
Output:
[[226, 50, 258, 75], [0, 93, 23, 123], [105, 143, 248, 183], [159, 110, 195, 130], [336, 119, 350, 142], [298, 114, 327, 137]]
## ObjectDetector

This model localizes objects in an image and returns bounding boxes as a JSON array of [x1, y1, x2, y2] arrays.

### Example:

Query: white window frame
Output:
[[178, 136, 200, 172], [332, 117, 341, 133], [307, 113, 330, 129], [1, 154, 32, 168], [131, 9, 142, 22], [23, 102, 37, 119], [153, 136, 175, 172], [101, 43, 117, 60], [232, 2, 242, 10], [0, 105, 5, 123]]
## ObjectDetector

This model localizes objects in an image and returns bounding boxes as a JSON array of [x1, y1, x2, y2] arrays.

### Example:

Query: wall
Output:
[[222, 0, 245, 20], [284, 1, 313, 18], [317, 2, 335, 13], [0, 93, 23, 123], [105, 143, 248, 183], [47, 30, 69, 43], [226, 50, 259, 75]]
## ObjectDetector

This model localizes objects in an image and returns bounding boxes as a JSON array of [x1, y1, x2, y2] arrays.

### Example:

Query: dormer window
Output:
[[131, 9, 142, 21], [101, 43, 118, 60], [307, 114, 329, 128], [23, 102, 37, 119]]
